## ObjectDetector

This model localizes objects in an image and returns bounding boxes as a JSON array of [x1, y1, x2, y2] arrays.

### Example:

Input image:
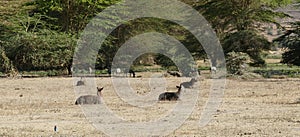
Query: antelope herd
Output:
[[74, 76, 198, 105], [75, 66, 209, 105]]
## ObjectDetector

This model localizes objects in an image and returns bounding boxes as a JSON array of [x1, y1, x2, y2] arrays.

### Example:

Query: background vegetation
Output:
[[0, 0, 300, 77]]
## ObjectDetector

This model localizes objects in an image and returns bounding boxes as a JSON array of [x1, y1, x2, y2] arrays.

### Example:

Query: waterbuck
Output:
[[158, 85, 183, 101], [76, 77, 84, 86], [180, 78, 197, 88], [75, 87, 103, 105]]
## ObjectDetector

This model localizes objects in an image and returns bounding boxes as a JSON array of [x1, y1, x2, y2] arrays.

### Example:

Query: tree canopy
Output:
[[195, 0, 291, 66], [275, 22, 300, 66], [0, 0, 299, 76]]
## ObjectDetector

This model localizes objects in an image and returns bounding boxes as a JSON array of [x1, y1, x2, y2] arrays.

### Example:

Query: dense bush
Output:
[[275, 22, 300, 66], [226, 52, 249, 75], [2, 28, 76, 73], [223, 30, 270, 67]]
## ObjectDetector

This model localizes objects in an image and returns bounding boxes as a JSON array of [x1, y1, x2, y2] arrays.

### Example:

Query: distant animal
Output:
[[167, 71, 181, 77], [54, 125, 57, 132], [116, 68, 121, 76], [129, 69, 135, 77], [158, 85, 183, 101], [107, 67, 112, 77], [75, 87, 103, 105], [89, 67, 93, 75], [210, 66, 217, 74], [180, 78, 197, 88], [76, 77, 84, 86]]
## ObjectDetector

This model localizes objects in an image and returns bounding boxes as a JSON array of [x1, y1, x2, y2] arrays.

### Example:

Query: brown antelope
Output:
[[76, 77, 84, 86], [75, 87, 103, 105], [180, 78, 197, 88], [158, 85, 183, 101]]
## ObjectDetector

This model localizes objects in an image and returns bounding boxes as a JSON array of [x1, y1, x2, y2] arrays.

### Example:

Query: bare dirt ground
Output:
[[0, 73, 299, 137]]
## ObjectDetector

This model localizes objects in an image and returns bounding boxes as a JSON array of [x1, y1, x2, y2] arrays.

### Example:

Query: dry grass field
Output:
[[0, 73, 299, 136]]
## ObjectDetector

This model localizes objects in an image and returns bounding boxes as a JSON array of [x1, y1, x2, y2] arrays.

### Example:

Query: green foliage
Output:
[[0, 12, 76, 73], [253, 69, 300, 78], [262, 0, 292, 7], [196, 0, 290, 68], [0, 0, 123, 75], [226, 52, 250, 75], [155, 53, 195, 76], [0, 0, 33, 21], [0, 46, 13, 73], [275, 22, 300, 66], [6, 30, 76, 71], [0, 0, 298, 77], [100, 17, 203, 69], [223, 30, 271, 66], [155, 54, 176, 68], [198, 0, 290, 35], [30, 0, 121, 33], [21, 69, 69, 77]]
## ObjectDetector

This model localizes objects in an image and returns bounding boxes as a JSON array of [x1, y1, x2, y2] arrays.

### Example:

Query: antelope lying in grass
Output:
[[180, 78, 197, 88], [75, 87, 103, 105], [158, 85, 184, 101], [76, 77, 84, 86], [167, 71, 181, 77]]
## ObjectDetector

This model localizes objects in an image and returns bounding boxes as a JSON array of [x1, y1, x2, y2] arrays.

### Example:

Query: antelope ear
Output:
[[97, 87, 104, 91]]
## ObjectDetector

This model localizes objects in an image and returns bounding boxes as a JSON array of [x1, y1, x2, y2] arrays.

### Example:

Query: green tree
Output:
[[1, 13, 76, 74], [0, 46, 14, 74], [275, 21, 300, 66], [0, 0, 33, 75], [226, 51, 249, 75], [29, 0, 127, 71], [223, 30, 271, 66], [0, 0, 125, 75], [196, 0, 291, 66], [29, 0, 121, 33]]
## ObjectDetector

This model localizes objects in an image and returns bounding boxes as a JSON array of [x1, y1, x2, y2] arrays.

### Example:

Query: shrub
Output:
[[226, 52, 249, 75]]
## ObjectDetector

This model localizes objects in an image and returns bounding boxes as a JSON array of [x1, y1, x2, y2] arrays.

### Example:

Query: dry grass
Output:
[[0, 76, 299, 136]]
